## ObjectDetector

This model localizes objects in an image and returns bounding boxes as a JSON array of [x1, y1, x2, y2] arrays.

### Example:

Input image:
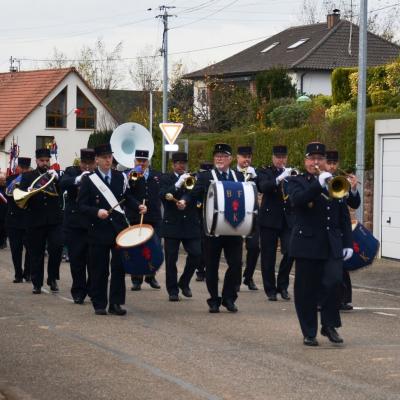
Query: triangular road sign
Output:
[[159, 123, 184, 145]]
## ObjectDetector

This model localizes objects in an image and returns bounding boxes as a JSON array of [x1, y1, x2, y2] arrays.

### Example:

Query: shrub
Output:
[[255, 67, 296, 102], [268, 102, 313, 129], [261, 97, 295, 126], [325, 103, 353, 120], [385, 58, 400, 95], [370, 90, 392, 106], [87, 129, 113, 148], [331, 68, 357, 104], [313, 95, 333, 108]]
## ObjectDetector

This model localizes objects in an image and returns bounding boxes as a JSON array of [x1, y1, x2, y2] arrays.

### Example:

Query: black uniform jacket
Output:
[[59, 166, 90, 231], [256, 166, 294, 230], [19, 169, 63, 228], [126, 168, 162, 226], [287, 172, 353, 260], [159, 172, 201, 239], [5, 174, 27, 229], [78, 169, 139, 246], [347, 189, 361, 210], [0, 187, 7, 222]]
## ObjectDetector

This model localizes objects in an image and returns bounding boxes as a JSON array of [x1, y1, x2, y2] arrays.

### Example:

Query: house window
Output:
[[287, 38, 309, 49], [36, 136, 54, 150], [76, 87, 96, 129], [260, 42, 279, 53], [46, 87, 67, 128]]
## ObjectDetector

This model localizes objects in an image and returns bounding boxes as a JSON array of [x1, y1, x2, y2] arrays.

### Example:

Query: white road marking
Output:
[[373, 312, 397, 317], [353, 307, 400, 310], [41, 288, 74, 303]]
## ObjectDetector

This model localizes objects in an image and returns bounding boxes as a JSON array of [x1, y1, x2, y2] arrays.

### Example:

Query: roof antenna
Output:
[[9, 56, 20, 72], [348, 0, 353, 56]]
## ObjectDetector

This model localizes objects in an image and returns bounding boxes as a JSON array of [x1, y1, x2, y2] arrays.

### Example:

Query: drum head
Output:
[[116, 224, 154, 248]]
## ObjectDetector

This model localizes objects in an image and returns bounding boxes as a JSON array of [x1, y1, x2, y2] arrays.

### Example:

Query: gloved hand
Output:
[[318, 171, 332, 188], [276, 168, 290, 185], [75, 170, 90, 185], [246, 166, 257, 179], [343, 248, 354, 261], [48, 169, 59, 180], [175, 173, 191, 189]]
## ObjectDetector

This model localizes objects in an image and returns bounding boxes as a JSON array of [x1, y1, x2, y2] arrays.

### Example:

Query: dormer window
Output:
[[261, 42, 279, 53], [287, 38, 309, 49], [76, 87, 96, 129], [46, 87, 67, 128]]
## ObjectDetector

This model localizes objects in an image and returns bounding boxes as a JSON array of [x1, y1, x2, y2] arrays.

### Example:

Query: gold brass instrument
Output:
[[289, 168, 300, 176], [239, 167, 251, 182], [13, 172, 56, 209], [183, 174, 196, 190], [128, 169, 144, 181], [314, 165, 350, 199]]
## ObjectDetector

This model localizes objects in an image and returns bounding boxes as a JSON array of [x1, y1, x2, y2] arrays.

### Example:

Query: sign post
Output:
[[159, 122, 184, 155]]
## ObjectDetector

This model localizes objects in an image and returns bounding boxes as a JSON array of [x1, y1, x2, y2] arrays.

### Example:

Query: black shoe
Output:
[[32, 286, 41, 294], [235, 285, 241, 292], [49, 281, 59, 292], [222, 299, 238, 313], [178, 284, 192, 298], [169, 294, 180, 302], [208, 304, 220, 313], [196, 272, 205, 282], [131, 283, 142, 291], [108, 304, 127, 316], [145, 277, 161, 289], [321, 326, 344, 344], [73, 297, 85, 304], [24, 275, 31, 282], [13, 277, 23, 283], [243, 278, 258, 291], [340, 303, 353, 311], [279, 289, 291, 300], [267, 293, 277, 301], [303, 336, 319, 346], [95, 308, 107, 315]]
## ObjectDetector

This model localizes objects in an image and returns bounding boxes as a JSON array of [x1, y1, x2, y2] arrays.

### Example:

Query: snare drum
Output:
[[204, 181, 257, 237], [116, 224, 154, 248]]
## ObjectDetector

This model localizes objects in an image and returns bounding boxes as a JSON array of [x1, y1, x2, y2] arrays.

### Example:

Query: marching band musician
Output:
[[60, 148, 96, 304], [256, 145, 294, 301], [5, 157, 31, 283], [325, 150, 360, 311], [126, 149, 162, 291], [287, 142, 353, 346], [19, 148, 63, 294], [159, 152, 201, 301], [78, 144, 144, 316], [189, 143, 245, 313], [0, 172, 8, 249], [236, 146, 259, 291]]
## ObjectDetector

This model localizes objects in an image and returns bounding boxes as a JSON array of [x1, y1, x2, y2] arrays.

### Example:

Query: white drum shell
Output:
[[116, 225, 154, 248], [204, 181, 257, 237]]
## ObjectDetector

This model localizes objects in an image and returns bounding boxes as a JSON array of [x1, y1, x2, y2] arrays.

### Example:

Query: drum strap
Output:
[[211, 169, 238, 182], [89, 173, 125, 214]]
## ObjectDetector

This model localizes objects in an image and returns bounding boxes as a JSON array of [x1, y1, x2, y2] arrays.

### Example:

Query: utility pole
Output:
[[156, 5, 176, 173], [356, 0, 368, 223], [9, 56, 20, 72]]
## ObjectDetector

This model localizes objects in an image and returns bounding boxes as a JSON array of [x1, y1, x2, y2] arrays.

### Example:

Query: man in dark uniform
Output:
[[127, 149, 162, 291], [195, 161, 214, 282], [236, 146, 259, 291], [257, 145, 294, 301], [0, 172, 7, 249], [190, 143, 244, 313], [60, 148, 96, 304], [287, 142, 353, 346], [78, 143, 144, 315], [5, 157, 31, 283], [159, 152, 201, 301], [325, 150, 360, 311], [19, 148, 63, 294]]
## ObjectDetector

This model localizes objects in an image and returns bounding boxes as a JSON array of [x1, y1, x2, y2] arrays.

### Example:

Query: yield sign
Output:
[[159, 123, 184, 145]]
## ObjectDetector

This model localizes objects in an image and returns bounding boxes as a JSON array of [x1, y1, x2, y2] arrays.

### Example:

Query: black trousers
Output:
[[260, 226, 294, 296], [88, 244, 125, 310], [0, 220, 7, 246], [27, 224, 63, 288], [65, 228, 90, 300], [205, 236, 243, 305], [341, 269, 352, 304], [242, 224, 260, 282], [294, 257, 342, 338], [7, 227, 30, 279], [164, 237, 201, 295], [196, 231, 207, 276]]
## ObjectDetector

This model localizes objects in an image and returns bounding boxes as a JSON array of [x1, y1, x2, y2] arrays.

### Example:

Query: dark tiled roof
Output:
[[184, 20, 400, 79]]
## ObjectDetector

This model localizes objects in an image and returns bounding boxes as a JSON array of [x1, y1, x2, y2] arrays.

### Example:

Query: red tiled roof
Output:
[[0, 68, 74, 141]]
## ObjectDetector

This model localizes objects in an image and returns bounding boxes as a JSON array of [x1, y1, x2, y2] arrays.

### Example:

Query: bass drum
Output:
[[204, 181, 257, 237]]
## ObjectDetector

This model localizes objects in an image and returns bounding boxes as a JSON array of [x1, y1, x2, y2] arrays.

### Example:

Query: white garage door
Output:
[[381, 138, 400, 259]]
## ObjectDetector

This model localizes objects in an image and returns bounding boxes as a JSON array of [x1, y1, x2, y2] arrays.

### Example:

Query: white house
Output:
[[0, 67, 118, 172]]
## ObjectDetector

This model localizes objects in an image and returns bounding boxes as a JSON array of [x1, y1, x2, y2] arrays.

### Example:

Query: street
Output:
[[1, 248, 400, 400]]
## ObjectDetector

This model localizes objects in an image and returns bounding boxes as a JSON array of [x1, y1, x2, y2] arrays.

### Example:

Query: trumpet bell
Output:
[[183, 176, 196, 190], [110, 123, 154, 169], [328, 176, 351, 199]]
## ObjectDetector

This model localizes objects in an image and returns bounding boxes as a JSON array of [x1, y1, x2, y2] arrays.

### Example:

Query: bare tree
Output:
[[299, 0, 320, 24], [46, 47, 69, 69], [129, 45, 162, 91]]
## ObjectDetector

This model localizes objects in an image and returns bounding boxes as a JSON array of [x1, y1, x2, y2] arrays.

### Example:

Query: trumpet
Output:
[[182, 173, 196, 190], [314, 165, 350, 199], [286, 167, 300, 176], [128, 170, 144, 181]]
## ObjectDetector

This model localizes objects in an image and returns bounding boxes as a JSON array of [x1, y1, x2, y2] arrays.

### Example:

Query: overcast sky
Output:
[[0, 0, 396, 89]]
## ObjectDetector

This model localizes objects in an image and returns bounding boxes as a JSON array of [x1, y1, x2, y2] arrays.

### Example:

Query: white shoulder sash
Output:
[[89, 173, 124, 214]]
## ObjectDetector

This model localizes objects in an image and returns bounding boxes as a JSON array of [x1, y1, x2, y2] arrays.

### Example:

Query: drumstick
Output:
[[108, 198, 126, 214], [139, 199, 146, 235], [165, 193, 179, 203]]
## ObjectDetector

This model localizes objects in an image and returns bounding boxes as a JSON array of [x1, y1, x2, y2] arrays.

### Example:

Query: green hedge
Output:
[[268, 102, 313, 129], [331, 67, 357, 105]]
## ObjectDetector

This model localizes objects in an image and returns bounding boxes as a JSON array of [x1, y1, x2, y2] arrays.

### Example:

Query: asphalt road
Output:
[[1, 247, 400, 400]]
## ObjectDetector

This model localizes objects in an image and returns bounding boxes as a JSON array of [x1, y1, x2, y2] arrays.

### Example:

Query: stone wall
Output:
[[349, 170, 373, 231]]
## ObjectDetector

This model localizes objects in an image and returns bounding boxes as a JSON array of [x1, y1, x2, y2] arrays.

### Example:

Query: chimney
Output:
[[327, 9, 340, 29]]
